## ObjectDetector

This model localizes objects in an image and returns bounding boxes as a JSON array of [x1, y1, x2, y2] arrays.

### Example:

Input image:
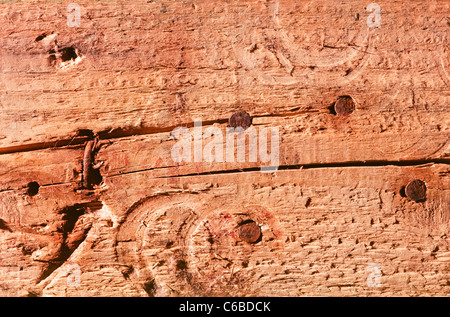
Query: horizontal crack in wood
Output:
[[0, 112, 320, 155], [153, 159, 450, 179]]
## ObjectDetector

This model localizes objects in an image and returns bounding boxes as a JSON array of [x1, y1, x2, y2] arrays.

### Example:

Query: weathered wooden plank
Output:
[[0, 0, 448, 149], [0, 144, 448, 296], [2, 164, 447, 296], [96, 120, 449, 179], [0, 0, 448, 298]]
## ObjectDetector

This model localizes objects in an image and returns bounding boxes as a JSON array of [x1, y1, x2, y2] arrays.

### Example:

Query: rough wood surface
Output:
[[0, 0, 449, 297]]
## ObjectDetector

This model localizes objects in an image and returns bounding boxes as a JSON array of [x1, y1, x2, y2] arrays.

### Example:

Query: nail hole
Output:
[[90, 168, 103, 187], [48, 46, 80, 68], [60, 46, 78, 62], [27, 182, 40, 196]]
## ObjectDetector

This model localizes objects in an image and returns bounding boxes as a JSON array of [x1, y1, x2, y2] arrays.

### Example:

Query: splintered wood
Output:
[[0, 0, 449, 297]]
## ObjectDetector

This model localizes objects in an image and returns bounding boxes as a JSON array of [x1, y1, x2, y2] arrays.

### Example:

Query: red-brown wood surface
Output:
[[0, 0, 449, 296]]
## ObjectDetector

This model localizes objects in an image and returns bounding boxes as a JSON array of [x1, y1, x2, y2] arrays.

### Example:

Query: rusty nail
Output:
[[334, 95, 355, 116], [405, 179, 427, 202], [238, 220, 261, 244], [229, 111, 252, 130]]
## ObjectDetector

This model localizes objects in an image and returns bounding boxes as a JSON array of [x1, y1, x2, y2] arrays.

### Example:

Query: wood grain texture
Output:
[[0, 0, 449, 297], [0, 0, 448, 149]]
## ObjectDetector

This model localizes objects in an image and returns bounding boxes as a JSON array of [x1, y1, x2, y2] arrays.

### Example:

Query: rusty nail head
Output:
[[229, 111, 252, 130], [334, 95, 355, 116], [239, 220, 261, 244], [405, 179, 427, 202]]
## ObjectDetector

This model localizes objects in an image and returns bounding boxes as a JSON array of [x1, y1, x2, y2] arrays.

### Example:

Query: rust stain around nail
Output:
[[334, 95, 355, 116], [405, 179, 427, 202], [229, 111, 252, 130], [238, 220, 261, 244]]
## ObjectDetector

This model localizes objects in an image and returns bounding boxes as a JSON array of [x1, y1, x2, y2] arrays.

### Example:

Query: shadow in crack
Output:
[[37, 201, 102, 284]]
